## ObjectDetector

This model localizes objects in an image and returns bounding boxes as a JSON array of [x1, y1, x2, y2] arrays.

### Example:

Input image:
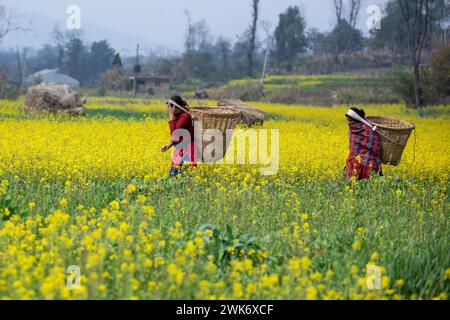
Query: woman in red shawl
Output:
[[345, 107, 383, 180], [161, 95, 197, 176]]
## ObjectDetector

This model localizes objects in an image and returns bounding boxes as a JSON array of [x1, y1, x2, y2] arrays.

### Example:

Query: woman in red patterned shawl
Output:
[[345, 107, 383, 180]]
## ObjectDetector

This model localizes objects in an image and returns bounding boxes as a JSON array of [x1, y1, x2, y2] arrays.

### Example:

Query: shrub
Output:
[[386, 66, 419, 107], [96, 87, 107, 97], [388, 48, 450, 107], [209, 82, 264, 101], [99, 66, 129, 91], [428, 47, 450, 99], [0, 69, 19, 100]]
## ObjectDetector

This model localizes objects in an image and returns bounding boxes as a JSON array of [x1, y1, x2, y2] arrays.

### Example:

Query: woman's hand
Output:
[[161, 143, 173, 153], [167, 105, 176, 121]]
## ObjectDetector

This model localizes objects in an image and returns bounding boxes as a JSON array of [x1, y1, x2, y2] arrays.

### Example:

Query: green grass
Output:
[[2, 171, 448, 298]]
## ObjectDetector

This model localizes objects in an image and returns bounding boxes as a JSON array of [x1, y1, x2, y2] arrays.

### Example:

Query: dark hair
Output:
[[170, 95, 189, 110], [346, 107, 366, 122], [351, 107, 366, 118]]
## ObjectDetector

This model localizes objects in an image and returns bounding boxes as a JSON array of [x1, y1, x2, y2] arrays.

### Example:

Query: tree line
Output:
[[0, 0, 449, 106]]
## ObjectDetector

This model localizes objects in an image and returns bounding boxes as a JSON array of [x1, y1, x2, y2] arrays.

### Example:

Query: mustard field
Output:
[[0, 98, 448, 299]]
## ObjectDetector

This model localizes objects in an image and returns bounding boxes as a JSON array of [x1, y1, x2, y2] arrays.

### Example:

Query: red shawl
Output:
[[346, 120, 382, 180]]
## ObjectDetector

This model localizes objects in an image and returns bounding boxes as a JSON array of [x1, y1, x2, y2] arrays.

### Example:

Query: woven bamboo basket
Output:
[[366, 116, 415, 166], [191, 107, 241, 163]]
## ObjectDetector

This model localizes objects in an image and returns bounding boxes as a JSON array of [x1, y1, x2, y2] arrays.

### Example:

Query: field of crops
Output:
[[0, 97, 448, 300]]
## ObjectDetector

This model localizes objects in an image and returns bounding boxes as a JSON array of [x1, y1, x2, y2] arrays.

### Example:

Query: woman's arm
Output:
[[161, 141, 174, 153]]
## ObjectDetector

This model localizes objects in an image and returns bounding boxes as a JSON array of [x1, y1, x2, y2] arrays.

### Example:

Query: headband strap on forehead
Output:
[[167, 99, 192, 116]]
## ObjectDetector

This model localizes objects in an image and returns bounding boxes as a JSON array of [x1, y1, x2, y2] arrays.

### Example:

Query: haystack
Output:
[[217, 99, 266, 126], [24, 84, 86, 116]]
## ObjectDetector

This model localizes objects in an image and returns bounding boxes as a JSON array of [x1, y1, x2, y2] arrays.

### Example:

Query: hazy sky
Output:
[[3, 0, 389, 52]]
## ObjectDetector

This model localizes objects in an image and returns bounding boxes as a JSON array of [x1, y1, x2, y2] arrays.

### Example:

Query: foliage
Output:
[[331, 19, 364, 55], [87, 40, 116, 81], [274, 6, 308, 70], [0, 68, 18, 99], [386, 66, 417, 107], [370, 1, 409, 54], [209, 81, 264, 101], [112, 53, 123, 68], [428, 47, 450, 99], [388, 48, 450, 107], [99, 66, 129, 91]]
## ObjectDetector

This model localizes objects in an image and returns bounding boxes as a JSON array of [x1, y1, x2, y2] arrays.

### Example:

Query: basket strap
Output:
[[346, 109, 377, 131], [346, 108, 412, 145], [167, 99, 194, 117]]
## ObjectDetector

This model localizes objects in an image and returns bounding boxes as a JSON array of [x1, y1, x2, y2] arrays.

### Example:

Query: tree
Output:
[[397, 0, 434, 107], [182, 50, 216, 80], [184, 11, 213, 52], [215, 37, 232, 79], [0, 2, 23, 43], [371, 0, 448, 54], [370, 1, 409, 54], [428, 46, 450, 98], [112, 52, 123, 67], [87, 40, 115, 83], [274, 6, 308, 70], [246, 0, 260, 77], [331, 0, 363, 56], [331, 19, 364, 54], [31, 45, 60, 71], [307, 29, 333, 54], [231, 38, 250, 78], [345, 0, 362, 52], [99, 66, 129, 91], [64, 33, 88, 84], [182, 13, 215, 80], [51, 25, 66, 70]]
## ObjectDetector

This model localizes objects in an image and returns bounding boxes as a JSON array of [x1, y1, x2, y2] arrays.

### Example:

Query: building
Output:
[[25, 69, 80, 88], [130, 73, 170, 94]]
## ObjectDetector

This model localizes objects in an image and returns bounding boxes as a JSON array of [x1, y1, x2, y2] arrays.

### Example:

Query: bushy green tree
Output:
[[87, 40, 115, 83], [331, 19, 364, 54], [112, 52, 123, 68], [63, 36, 88, 84], [274, 6, 308, 70]]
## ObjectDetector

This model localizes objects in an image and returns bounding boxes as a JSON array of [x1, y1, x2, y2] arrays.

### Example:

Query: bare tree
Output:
[[0, 2, 24, 42], [216, 36, 231, 79], [184, 10, 195, 51], [51, 25, 66, 70], [331, 0, 362, 60], [246, 0, 260, 77], [332, 0, 344, 63], [345, 0, 361, 53], [398, 0, 433, 107], [184, 10, 212, 52], [348, 0, 361, 29], [334, 0, 344, 22]]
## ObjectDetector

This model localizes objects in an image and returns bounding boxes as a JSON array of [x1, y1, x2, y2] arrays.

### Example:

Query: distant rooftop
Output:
[[134, 73, 170, 81], [25, 69, 80, 88]]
